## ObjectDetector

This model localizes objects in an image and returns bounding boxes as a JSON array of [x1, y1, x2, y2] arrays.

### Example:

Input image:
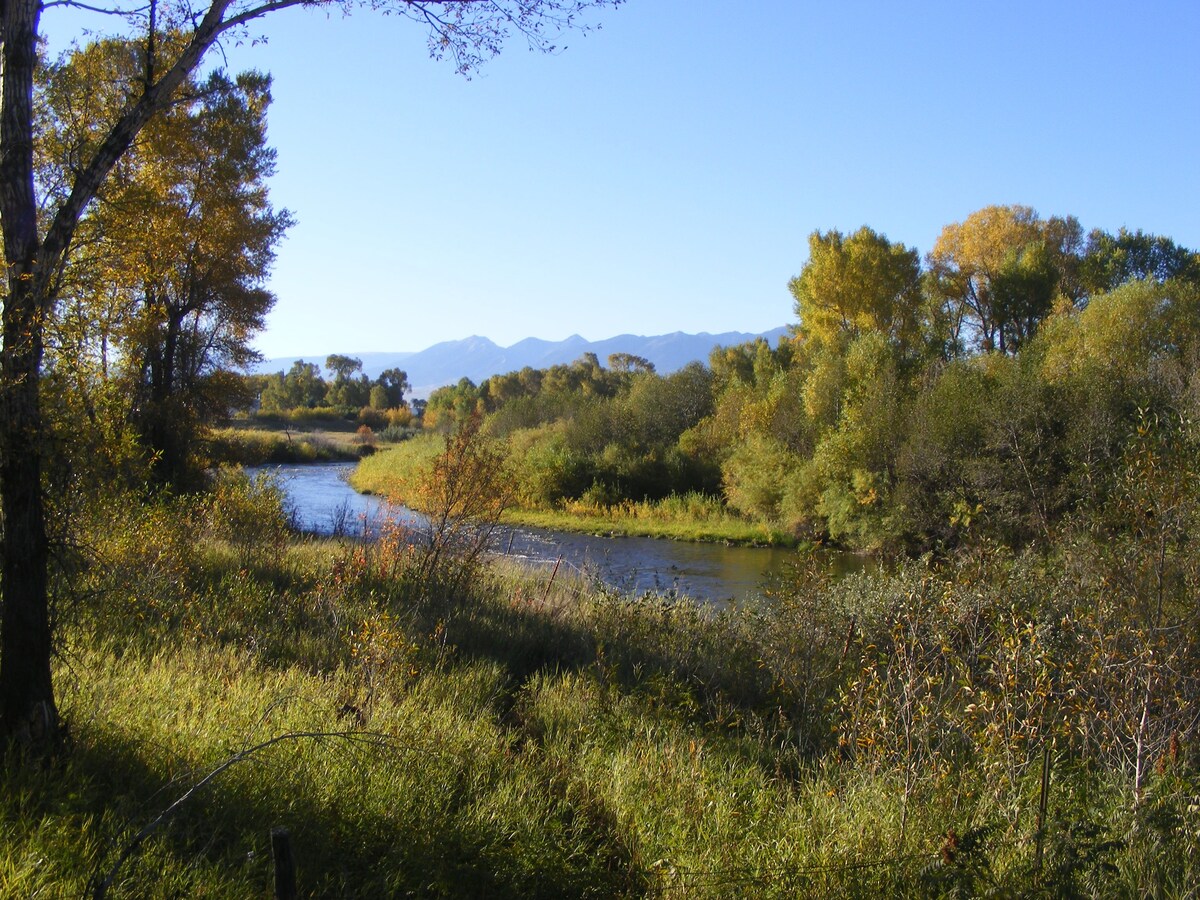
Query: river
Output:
[[255, 462, 843, 605]]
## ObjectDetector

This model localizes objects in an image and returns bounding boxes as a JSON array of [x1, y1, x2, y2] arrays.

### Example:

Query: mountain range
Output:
[[256, 327, 790, 399]]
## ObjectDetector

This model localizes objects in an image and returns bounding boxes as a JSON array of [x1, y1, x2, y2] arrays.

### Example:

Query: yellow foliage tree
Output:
[[928, 204, 1083, 354], [790, 226, 928, 361]]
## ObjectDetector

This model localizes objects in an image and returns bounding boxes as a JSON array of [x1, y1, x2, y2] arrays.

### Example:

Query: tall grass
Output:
[[350, 433, 442, 502], [517, 492, 792, 545], [207, 426, 359, 465], [4, 470, 1197, 896]]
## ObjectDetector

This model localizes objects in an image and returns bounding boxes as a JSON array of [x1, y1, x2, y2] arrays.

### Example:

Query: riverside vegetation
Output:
[[9, 32, 1200, 892], [339, 211, 1200, 556], [351, 434, 791, 545], [18, 202, 1198, 896], [6, 426, 1200, 895]]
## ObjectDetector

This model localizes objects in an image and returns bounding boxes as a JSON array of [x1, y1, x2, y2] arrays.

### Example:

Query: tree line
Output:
[[420, 206, 1200, 553], [249, 355, 413, 421]]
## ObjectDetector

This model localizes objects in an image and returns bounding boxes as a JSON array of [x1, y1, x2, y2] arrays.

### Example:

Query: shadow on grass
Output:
[[15, 719, 649, 898], [403, 583, 808, 780]]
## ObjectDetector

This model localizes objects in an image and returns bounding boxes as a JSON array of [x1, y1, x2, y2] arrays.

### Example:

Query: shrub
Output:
[[378, 423, 419, 443], [407, 419, 515, 600], [356, 407, 388, 429], [204, 467, 294, 568]]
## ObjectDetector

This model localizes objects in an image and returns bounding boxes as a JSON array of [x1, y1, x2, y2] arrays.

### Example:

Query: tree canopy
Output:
[[789, 226, 929, 362], [927, 205, 1083, 353], [43, 40, 293, 486]]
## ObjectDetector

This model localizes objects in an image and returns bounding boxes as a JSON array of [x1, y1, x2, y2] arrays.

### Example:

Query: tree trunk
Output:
[[1, 1, 235, 747], [0, 0, 61, 748], [0, 283, 58, 746]]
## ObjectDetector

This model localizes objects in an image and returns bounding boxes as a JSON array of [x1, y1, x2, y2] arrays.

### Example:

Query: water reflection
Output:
[[253, 462, 845, 605]]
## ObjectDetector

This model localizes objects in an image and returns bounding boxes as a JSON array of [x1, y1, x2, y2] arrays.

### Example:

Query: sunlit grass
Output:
[[349, 433, 442, 503], [10, 632, 937, 897], [350, 434, 793, 545], [510, 498, 793, 545], [207, 425, 359, 465]]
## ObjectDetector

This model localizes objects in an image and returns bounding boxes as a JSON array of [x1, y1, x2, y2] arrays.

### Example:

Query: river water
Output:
[[255, 462, 825, 605]]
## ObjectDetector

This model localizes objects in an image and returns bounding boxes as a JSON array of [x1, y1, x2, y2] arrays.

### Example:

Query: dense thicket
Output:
[[413, 207, 1200, 554]]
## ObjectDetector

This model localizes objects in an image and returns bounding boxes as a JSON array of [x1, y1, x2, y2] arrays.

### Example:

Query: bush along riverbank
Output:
[[351, 433, 794, 546], [5, 456, 1199, 897]]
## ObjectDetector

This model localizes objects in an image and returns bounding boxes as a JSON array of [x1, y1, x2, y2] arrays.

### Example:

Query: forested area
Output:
[[384, 208, 1200, 556], [248, 355, 414, 423]]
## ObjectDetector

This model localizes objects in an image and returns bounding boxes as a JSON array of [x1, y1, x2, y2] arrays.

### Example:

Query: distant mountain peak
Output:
[[256, 326, 788, 399]]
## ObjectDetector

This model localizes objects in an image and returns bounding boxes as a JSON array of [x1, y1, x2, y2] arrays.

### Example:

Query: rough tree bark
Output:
[[0, 0, 58, 747]]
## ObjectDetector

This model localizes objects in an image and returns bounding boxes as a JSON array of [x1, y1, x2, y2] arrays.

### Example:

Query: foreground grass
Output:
[[5, 476, 1198, 896], [352, 436, 793, 546], [9, 641, 923, 898], [0, 598, 1026, 896]]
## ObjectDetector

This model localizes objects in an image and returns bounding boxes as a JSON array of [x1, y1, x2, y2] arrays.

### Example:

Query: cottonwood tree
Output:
[[1079, 228, 1200, 296], [0, 0, 623, 749], [377, 367, 410, 407], [43, 40, 293, 488], [927, 205, 1083, 354], [324, 354, 371, 407], [789, 226, 928, 361], [606, 352, 654, 374], [325, 354, 364, 383]]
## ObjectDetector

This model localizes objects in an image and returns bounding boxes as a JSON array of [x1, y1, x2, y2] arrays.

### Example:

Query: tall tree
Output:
[[0, 0, 622, 749], [260, 359, 326, 411], [607, 352, 655, 374], [928, 205, 1083, 354], [43, 42, 292, 487], [1079, 228, 1200, 296], [789, 226, 928, 361], [989, 240, 1059, 353], [377, 367, 411, 407], [325, 354, 364, 382]]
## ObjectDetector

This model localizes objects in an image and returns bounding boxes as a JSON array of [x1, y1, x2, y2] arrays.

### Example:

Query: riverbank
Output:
[[351, 437, 796, 547], [261, 461, 802, 603], [208, 424, 362, 465], [502, 501, 793, 546]]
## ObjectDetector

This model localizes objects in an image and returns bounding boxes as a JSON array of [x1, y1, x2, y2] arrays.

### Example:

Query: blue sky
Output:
[[45, 1, 1200, 359]]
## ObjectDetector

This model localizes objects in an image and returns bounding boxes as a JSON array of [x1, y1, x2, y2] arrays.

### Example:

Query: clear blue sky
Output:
[[45, 1, 1200, 359]]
